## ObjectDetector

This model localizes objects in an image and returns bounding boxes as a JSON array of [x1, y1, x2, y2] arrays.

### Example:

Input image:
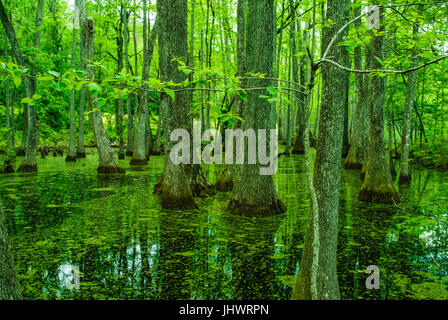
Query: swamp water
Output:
[[1, 150, 447, 300]]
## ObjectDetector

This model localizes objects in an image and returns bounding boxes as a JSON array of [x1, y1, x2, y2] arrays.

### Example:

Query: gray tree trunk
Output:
[[292, 18, 307, 155], [0, 204, 22, 300], [81, 4, 124, 174], [3, 29, 10, 149], [153, 0, 196, 209], [227, 0, 285, 216], [358, 6, 398, 204], [131, 1, 158, 165], [0, 0, 36, 172], [292, 0, 350, 300], [76, 0, 87, 158], [215, 0, 246, 191], [66, 0, 78, 162], [399, 23, 419, 184], [344, 6, 367, 169], [122, 3, 130, 159]]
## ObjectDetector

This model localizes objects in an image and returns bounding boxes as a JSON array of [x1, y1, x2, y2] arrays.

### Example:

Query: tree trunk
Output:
[[0, 0, 36, 172], [292, 0, 349, 300], [81, 2, 124, 174], [129, 2, 139, 156], [152, 116, 162, 155], [292, 18, 307, 155], [0, 204, 22, 300], [3, 29, 11, 149], [227, 0, 285, 216], [76, 0, 86, 158], [153, 0, 195, 209], [122, 3, 130, 159], [215, 0, 246, 191], [66, 0, 78, 162], [344, 6, 367, 169], [399, 22, 420, 184], [131, 2, 158, 165], [358, 6, 398, 204], [386, 76, 398, 176]]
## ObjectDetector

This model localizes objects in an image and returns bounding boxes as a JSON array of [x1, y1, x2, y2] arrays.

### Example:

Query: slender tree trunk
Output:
[[81, 1, 124, 174], [399, 22, 420, 183], [292, 18, 307, 155], [3, 29, 11, 149], [66, 0, 78, 162], [152, 116, 162, 155], [227, 0, 285, 216], [386, 76, 398, 176], [76, 0, 86, 158], [215, 0, 246, 191], [122, 4, 132, 159], [292, 0, 349, 300], [344, 6, 367, 169], [131, 1, 158, 165], [359, 6, 398, 204], [0, 205, 22, 300], [129, 1, 139, 156], [153, 0, 196, 209], [0, 0, 36, 171]]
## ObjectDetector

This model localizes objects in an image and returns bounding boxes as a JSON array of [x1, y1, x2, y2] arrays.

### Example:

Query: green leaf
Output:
[[48, 70, 61, 78], [237, 90, 247, 101], [88, 82, 101, 96], [267, 86, 277, 96], [21, 97, 34, 104], [97, 98, 106, 107], [179, 65, 192, 75], [13, 76, 22, 87], [32, 94, 42, 100], [37, 75, 54, 81], [164, 87, 176, 100]]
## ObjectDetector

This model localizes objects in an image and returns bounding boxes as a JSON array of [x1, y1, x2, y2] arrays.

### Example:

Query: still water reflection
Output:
[[0, 151, 447, 299]]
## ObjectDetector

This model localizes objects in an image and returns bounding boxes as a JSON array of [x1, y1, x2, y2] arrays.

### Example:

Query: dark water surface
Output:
[[1, 151, 447, 300]]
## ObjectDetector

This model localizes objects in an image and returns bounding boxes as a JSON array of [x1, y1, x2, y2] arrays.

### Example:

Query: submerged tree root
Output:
[[130, 159, 148, 166], [344, 161, 363, 170], [97, 165, 126, 174], [0, 164, 15, 174], [215, 165, 234, 191], [398, 174, 411, 184], [358, 187, 399, 204], [227, 198, 286, 216], [190, 176, 215, 197], [154, 179, 197, 209], [65, 155, 77, 162], [185, 165, 215, 197], [17, 164, 37, 173]]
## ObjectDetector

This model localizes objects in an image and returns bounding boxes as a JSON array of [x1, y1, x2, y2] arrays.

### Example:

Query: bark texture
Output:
[[82, 7, 124, 174], [0, 205, 22, 300], [0, 0, 38, 172], [358, 7, 398, 204], [66, 1, 78, 162], [154, 0, 195, 209], [215, 0, 246, 191], [131, 5, 158, 165], [344, 8, 368, 170], [292, 0, 350, 300], [399, 23, 419, 184], [227, 0, 285, 216]]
